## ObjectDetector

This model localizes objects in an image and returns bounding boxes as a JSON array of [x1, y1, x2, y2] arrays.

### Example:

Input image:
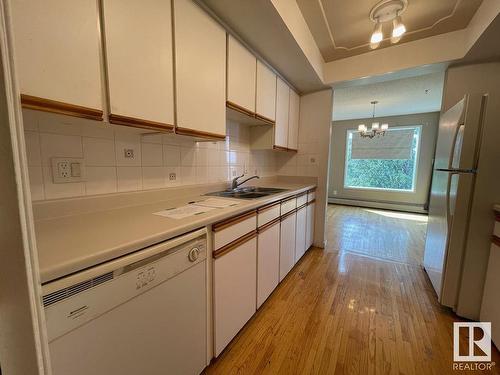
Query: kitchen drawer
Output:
[[281, 197, 296, 215], [257, 202, 280, 227], [296, 192, 307, 207], [213, 210, 257, 250], [307, 188, 316, 202]]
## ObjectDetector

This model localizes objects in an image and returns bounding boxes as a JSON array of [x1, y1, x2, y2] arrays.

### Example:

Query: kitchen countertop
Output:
[[35, 181, 316, 284]]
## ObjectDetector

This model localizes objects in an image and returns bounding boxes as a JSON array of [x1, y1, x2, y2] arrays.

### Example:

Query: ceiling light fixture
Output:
[[369, 0, 408, 49], [358, 101, 388, 139]]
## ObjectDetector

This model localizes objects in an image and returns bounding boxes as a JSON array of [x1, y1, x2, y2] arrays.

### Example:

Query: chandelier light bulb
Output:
[[371, 122, 380, 130], [381, 123, 389, 131], [370, 21, 383, 49], [391, 16, 406, 43]]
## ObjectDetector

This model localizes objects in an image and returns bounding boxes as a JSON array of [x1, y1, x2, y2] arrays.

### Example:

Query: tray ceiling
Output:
[[297, 0, 483, 62]]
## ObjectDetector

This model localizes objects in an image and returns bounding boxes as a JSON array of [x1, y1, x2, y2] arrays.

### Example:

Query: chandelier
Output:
[[358, 101, 388, 139], [369, 0, 408, 49]]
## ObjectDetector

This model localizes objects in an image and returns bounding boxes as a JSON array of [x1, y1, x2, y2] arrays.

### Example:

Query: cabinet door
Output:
[[227, 35, 256, 114], [288, 90, 300, 151], [174, 0, 226, 140], [255, 61, 276, 123], [279, 213, 296, 281], [306, 202, 315, 249], [102, 0, 174, 131], [295, 207, 307, 263], [257, 221, 280, 308], [274, 77, 290, 149], [12, 0, 103, 120], [214, 237, 257, 356]]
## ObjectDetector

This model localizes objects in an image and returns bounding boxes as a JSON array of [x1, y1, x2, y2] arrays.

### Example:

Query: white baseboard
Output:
[[328, 197, 428, 214]]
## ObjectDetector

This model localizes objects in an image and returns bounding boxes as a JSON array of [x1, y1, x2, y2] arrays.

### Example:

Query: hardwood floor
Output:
[[204, 205, 500, 374], [326, 204, 428, 265]]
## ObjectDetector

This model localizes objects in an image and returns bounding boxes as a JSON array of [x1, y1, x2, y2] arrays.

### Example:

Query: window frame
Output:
[[343, 125, 423, 193]]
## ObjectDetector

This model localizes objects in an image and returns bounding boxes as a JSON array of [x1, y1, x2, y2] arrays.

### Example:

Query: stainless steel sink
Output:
[[205, 186, 288, 199]]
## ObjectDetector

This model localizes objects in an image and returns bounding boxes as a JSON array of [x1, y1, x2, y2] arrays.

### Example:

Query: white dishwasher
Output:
[[42, 228, 207, 375]]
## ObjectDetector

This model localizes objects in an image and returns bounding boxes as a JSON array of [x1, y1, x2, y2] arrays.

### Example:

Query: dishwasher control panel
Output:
[[43, 233, 207, 342]]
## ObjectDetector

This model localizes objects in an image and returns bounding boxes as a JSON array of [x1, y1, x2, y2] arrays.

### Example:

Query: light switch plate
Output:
[[51, 157, 86, 183]]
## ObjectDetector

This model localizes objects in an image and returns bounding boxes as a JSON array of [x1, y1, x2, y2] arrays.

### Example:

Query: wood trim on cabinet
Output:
[[109, 114, 174, 132], [226, 100, 255, 118], [213, 230, 257, 259], [272, 145, 288, 151], [257, 217, 281, 233], [307, 199, 316, 206], [257, 201, 281, 213], [281, 196, 296, 204], [297, 203, 308, 211], [20, 94, 103, 121], [212, 210, 257, 232], [281, 209, 297, 221], [493, 235, 500, 247], [296, 191, 307, 198], [255, 113, 275, 125], [308, 187, 317, 193], [175, 127, 226, 141]]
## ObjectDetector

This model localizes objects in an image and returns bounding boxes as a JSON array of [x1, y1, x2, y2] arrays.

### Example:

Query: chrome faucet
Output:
[[231, 174, 260, 190]]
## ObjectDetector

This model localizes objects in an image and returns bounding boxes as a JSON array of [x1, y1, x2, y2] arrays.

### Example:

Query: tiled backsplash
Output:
[[23, 109, 279, 201]]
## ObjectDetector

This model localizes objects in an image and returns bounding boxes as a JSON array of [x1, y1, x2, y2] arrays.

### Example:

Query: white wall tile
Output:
[[165, 167, 181, 186], [141, 133, 163, 144], [181, 146, 196, 166], [22, 109, 39, 131], [38, 111, 83, 136], [180, 166, 196, 185], [24, 131, 42, 166], [83, 137, 115, 166], [42, 166, 86, 199], [142, 143, 163, 167], [115, 133, 141, 167], [86, 167, 117, 195], [28, 166, 44, 200], [195, 148, 208, 166], [40, 133, 83, 166], [82, 122, 115, 139], [116, 166, 142, 192], [163, 145, 181, 167], [142, 167, 165, 190]]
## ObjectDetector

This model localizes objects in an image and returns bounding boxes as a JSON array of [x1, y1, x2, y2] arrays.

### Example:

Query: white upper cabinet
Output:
[[174, 0, 226, 140], [11, 0, 103, 120], [102, 0, 174, 131], [256, 61, 276, 123], [288, 89, 300, 151], [274, 77, 290, 149], [227, 35, 256, 114]]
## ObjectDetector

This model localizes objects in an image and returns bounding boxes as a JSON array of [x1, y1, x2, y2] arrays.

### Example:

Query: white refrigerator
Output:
[[424, 92, 500, 319]]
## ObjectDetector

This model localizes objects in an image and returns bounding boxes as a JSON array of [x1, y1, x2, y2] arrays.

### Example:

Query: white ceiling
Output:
[[332, 72, 445, 121]]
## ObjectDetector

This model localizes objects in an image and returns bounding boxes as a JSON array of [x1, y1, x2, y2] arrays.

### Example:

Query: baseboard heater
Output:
[[328, 197, 428, 214]]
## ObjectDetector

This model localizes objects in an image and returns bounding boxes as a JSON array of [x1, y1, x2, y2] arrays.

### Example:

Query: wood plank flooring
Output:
[[204, 205, 499, 374]]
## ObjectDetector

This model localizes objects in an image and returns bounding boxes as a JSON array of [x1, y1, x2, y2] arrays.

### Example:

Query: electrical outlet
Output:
[[333, 190, 338, 195], [169, 173, 176, 181], [51, 158, 85, 183], [124, 149, 134, 158]]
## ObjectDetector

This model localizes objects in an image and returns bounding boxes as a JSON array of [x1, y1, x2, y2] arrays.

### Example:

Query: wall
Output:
[[23, 109, 278, 201], [277, 89, 333, 247], [329, 112, 439, 212]]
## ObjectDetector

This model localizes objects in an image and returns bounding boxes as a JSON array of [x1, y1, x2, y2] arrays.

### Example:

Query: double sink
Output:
[[205, 186, 288, 199]]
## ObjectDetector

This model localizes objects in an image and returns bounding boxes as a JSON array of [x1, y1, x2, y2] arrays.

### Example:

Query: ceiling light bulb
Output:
[[370, 22, 383, 49], [391, 16, 406, 43], [372, 122, 380, 130], [381, 124, 389, 130]]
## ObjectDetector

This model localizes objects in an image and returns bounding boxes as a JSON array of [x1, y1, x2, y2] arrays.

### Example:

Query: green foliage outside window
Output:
[[344, 127, 420, 191]]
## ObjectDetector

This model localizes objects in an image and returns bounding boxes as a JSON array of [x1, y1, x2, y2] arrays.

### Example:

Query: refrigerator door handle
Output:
[[435, 168, 477, 174], [445, 173, 453, 228]]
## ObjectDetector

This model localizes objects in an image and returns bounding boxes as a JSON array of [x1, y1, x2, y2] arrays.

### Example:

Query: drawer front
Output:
[[257, 204, 280, 227], [296, 193, 307, 207], [281, 198, 296, 215], [213, 213, 257, 250], [307, 190, 316, 202]]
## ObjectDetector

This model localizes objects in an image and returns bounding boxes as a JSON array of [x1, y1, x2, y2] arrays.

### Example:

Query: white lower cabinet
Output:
[[214, 236, 257, 356], [279, 212, 296, 281], [257, 220, 280, 308], [295, 206, 307, 263], [306, 202, 316, 249]]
